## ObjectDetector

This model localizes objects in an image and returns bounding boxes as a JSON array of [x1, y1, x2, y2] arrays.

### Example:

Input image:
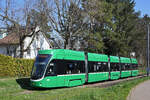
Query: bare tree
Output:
[[44, 0, 87, 49], [0, 0, 41, 58]]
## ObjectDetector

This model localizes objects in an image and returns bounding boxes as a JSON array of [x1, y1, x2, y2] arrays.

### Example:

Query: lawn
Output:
[[0, 77, 149, 100]]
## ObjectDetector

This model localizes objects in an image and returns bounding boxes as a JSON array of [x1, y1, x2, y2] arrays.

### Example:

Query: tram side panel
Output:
[[45, 59, 86, 88], [120, 57, 132, 78], [131, 58, 139, 76], [87, 53, 109, 83], [87, 62, 109, 83], [109, 56, 121, 80]]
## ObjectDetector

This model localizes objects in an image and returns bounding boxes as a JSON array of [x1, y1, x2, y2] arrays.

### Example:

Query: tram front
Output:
[[30, 53, 52, 87]]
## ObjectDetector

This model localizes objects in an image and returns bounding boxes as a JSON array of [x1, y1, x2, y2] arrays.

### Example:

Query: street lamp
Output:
[[147, 23, 150, 76]]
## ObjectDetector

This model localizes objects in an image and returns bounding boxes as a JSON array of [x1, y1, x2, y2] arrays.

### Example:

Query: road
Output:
[[127, 79, 150, 100]]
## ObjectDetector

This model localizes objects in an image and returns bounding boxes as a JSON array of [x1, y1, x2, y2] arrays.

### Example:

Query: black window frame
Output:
[[132, 64, 138, 70], [110, 63, 120, 71], [88, 61, 109, 73], [45, 59, 85, 76], [121, 63, 131, 71]]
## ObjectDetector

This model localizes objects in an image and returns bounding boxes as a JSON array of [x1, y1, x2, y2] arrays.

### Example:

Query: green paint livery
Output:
[[131, 58, 138, 64], [88, 53, 108, 62], [131, 58, 138, 76], [110, 71, 120, 80], [88, 72, 109, 83], [63, 49, 85, 61], [120, 57, 131, 63], [132, 70, 139, 76], [121, 71, 132, 78], [110, 56, 119, 63], [109, 56, 120, 80], [31, 49, 139, 88], [39, 49, 85, 61], [31, 74, 86, 88], [38, 50, 52, 54]]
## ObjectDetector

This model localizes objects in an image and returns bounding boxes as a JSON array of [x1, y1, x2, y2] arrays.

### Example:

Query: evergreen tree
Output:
[[104, 0, 139, 56], [81, 0, 114, 53]]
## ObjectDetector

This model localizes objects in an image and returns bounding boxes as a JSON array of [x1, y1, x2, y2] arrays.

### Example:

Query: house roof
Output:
[[0, 27, 53, 48], [0, 32, 20, 45]]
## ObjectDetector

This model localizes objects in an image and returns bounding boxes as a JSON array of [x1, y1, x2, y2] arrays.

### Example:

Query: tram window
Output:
[[121, 63, 126, 70], [78, 61, 85, 73], [66, 63, 77, 74], [110, 63, 115, 71], [125, 64, 131, 70], [128, 64, 132, 70], [88, 62, 95, 72], [56, 60, 67, 75], [132, 64, 135, 70], [96, 62, 102, 72], [116, 63, 120, 71], [131, 64, 134, 70], [110, 63, 120, 71], [132, 64, 138, 70], [45, 61, 56, 76], [88, 62, 99, 72], [102, 62, 108, 72], [121, 63, 131, 70], [66, 61, 85, 74], [125, 64, 128, 70], [45, 60, 85, 76], [88, 62, 108, 72], [136, 64, 138, 69]]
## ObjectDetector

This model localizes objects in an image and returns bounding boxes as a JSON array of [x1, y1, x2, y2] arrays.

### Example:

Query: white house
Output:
[[0, 28, 8, 39], [0, 27, 52, 59]]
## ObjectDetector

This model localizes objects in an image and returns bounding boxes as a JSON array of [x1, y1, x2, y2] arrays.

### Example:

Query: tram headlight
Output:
[[40, 83, 42, 86]]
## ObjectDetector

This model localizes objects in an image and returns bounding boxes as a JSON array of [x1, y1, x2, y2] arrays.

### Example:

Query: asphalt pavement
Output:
[[127, 79, 150, 100]]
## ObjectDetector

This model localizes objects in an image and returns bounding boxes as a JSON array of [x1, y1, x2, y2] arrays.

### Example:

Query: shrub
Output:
[[0, 54, 34, 77]]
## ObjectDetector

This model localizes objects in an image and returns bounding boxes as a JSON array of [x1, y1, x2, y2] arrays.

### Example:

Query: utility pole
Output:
[[147, 23, 150, 76]]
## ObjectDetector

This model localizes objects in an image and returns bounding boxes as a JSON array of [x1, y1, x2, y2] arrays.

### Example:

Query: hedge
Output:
[[0, 54, 34, 77]]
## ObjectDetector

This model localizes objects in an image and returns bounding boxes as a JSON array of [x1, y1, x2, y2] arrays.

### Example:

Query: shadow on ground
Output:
[[16, 78, 35, 90], [16, 78, 66, 91]]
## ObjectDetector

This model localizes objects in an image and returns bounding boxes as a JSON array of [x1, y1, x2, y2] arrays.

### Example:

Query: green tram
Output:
[[109, 56, 120, 80], [131, 58, 139, 76], [30, 49, 139, 88], [120, 57, 132, 78]]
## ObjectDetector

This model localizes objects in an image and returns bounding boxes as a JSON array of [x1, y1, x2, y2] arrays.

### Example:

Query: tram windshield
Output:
[[31, 54, 52, 79]]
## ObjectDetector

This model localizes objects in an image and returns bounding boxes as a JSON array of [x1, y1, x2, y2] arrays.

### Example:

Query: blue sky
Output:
[[13, 0, 150, 17], [134, 0, 150, 16], [0, 0, 149, 18]]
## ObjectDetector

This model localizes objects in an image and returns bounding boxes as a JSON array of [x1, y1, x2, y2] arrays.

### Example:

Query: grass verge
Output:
[[0, 77, 149, 100]]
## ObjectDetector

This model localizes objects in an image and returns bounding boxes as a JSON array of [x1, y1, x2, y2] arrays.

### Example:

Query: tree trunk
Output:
[[64, 35, 69, 49], [20, 40, 24, 58]]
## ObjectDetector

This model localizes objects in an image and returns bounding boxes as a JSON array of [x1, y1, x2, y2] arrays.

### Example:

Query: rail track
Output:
[[79, 74, 147, 88]]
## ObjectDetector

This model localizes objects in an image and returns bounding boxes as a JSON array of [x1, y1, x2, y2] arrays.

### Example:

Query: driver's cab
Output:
[[31, 54, 52, 80], [45, 60, 56, 76]]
